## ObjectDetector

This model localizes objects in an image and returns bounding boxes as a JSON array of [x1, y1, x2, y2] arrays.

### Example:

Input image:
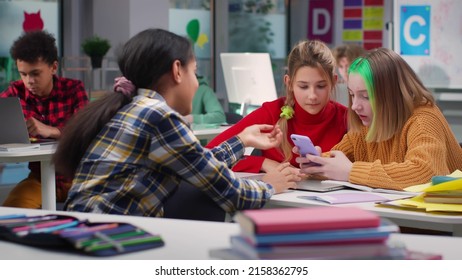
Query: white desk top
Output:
[[269, 186, 462, 235], [0, 207, 238, 260], [1, 207, 462, 260], [0, 144, 56, 163], [0, 145, 57, 210], [235, 174, 462, 235], [192, 126, 230, 141]]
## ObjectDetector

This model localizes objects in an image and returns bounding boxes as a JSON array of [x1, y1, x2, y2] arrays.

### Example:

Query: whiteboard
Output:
[[393, 0, 462, 89]]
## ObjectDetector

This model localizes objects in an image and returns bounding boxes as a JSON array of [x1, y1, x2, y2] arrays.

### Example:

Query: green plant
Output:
[[228, 0, 275, 54], [81, 35, 111, 57]]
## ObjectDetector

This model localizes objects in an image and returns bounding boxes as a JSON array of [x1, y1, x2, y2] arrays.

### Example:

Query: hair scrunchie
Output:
[[113, 76, 135, 97], [280, 105, 294, 120]]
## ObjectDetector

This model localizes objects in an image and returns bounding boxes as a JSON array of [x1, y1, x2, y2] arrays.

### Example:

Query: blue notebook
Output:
[[229, 235, 407, 260]]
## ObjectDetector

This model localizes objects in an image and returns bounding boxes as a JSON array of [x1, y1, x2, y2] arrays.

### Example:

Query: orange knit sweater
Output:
[[332, 105, 462, 190]]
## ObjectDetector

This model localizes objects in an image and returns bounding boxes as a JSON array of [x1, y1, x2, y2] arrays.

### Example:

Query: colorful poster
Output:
[[307, 0, 334, 43], [399, 5, 430, 56], [342, 0, 384, 49], [169, 9, 211, 59]]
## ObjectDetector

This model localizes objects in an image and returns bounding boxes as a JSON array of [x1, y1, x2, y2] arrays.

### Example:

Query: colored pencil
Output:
[[0, 214, 26, 220], [84, 235, 162, 252], [76, 229, 146, 248], [13, 218, 75, 232], [60, 223, 119, 237]]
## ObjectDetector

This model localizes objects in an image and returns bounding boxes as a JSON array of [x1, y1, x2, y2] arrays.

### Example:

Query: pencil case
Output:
[[59, 221, 164, 256], [0, 213, 164, 256]]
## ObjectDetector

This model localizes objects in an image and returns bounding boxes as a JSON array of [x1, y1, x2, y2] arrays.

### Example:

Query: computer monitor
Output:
[[220, 53, 278, 115]]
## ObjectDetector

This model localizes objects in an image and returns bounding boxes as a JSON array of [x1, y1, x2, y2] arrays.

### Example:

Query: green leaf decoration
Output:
[[186, 19, 200, 43]]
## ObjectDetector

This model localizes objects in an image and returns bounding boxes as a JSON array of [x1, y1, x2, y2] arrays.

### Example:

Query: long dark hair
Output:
[[53, 29, 193, 178]]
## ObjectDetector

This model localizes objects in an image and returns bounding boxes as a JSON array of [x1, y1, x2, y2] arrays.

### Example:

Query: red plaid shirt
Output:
[[1, 75, 89, 193]]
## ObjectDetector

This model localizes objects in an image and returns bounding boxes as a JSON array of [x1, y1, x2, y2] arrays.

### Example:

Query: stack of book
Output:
[[382, 174, 462, 213], [422, 176, 462, 204], [217, 207, 411, 260]]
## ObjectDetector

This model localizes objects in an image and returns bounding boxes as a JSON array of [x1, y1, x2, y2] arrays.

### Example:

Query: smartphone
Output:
[[290, 134, 320, 156]]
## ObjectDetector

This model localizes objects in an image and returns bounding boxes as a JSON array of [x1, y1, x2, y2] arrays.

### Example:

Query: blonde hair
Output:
[[278, 40, 336, 160], [348, 48, 434, 142]]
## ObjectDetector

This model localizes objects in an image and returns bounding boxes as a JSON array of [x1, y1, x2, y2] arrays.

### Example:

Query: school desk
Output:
[[0, 129, 231, 211], [0, 145, 57, 210], [193, 125, 230, 143], [0, 206, 461, 260], [267, 184, 462, 237]]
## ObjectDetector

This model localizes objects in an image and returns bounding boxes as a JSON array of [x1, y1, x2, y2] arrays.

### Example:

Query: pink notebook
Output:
[[234, 206, 380, 235], [298, 193, 390, 204]]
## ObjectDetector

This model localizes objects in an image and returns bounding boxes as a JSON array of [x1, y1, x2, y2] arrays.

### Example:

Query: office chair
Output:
[[163, 181, 227, 222]]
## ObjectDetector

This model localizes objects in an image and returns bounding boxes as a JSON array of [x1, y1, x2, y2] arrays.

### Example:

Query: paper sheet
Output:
[[404, 170, 462, 192]]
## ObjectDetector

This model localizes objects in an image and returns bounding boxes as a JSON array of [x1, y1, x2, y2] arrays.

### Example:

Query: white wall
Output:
[[92, 0, 129, 57], [129, 0, 168, 37], [92, 0, 168, 57], [63, 0, 169, 57]]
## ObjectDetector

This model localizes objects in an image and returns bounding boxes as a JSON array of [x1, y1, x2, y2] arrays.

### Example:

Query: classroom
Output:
[[0, 0, 462, 276]]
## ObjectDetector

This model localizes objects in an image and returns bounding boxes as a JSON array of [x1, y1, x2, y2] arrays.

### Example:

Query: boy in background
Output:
[[1, 30, 89, 208]]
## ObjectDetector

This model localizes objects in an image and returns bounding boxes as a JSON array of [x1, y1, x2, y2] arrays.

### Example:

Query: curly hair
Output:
[[10, 30, 58, 65]]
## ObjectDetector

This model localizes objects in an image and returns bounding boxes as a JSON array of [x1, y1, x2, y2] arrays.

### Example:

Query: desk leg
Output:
[[41, 160, 56, 210]]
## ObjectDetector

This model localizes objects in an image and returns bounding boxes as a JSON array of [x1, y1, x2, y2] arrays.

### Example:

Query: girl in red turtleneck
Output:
[[206, 40, 348, 173]]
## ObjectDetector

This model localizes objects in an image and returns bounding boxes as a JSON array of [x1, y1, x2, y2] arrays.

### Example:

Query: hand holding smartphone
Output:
[[290, 134, 320, 156]]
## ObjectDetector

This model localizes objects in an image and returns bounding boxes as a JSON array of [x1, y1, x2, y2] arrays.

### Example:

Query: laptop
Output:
[[293, 180, 345, 192], [0, 97, 57, 145], [237, 172, 345, 192]]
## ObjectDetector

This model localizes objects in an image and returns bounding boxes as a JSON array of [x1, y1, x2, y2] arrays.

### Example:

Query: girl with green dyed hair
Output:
[[296, 48, 462, 190]]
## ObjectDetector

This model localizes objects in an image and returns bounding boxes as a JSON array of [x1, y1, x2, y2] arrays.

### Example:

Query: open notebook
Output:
[[0, 97, 56, 148], [236, 172, 419, 195]]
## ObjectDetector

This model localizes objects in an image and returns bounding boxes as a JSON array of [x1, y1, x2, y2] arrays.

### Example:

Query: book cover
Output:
[[424, 178, 462, 192], [298, 192, 390, 204], [241, 219, 399, 246], [423, 196, 462, 204], [233, 207, 380, 235], [230, 234, 406, 260], [322, 180, 421, 196], [379, 195, 462, 213]]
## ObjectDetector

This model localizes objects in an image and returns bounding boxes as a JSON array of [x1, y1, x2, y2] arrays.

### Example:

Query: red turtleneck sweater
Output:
[[206, 97, 348, 172]]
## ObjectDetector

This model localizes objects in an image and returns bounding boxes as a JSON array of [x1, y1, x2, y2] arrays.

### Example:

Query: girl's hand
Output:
[[237, 124, 282, 150], [292, 145, 322, 167], [296, 150, 353, 181], [292, 145, 322, 156], [261, 162, 304, 193]]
